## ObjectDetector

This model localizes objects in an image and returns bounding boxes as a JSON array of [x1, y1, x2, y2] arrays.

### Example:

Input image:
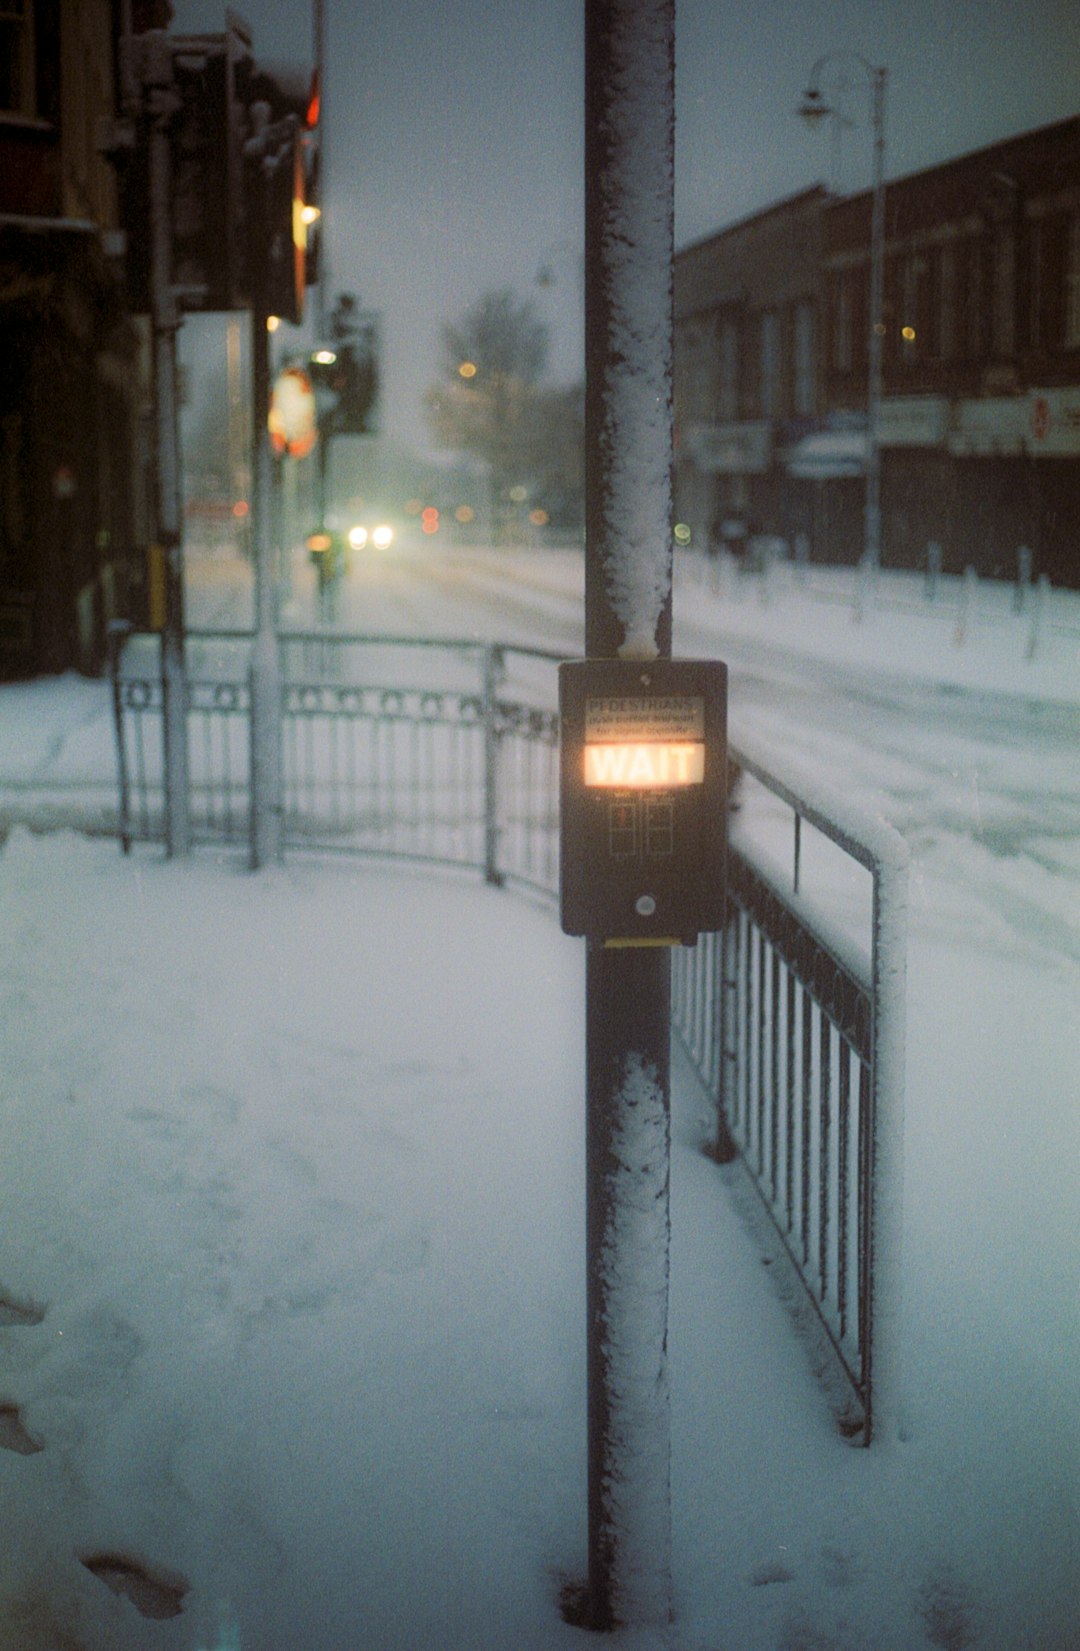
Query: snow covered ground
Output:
[[0, 550, 1077, 1649]]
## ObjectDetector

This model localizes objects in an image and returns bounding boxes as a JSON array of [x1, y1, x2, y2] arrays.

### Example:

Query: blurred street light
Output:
[[800, 51, 887, 570]]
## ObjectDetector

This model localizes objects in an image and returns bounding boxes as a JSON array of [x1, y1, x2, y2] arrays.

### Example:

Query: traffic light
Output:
[[241, 60, 320, 324], [108, 23, 318, 319], [309, 298, 381, 436], [110, 22, 249, 313], [169, 24, 248, 310]]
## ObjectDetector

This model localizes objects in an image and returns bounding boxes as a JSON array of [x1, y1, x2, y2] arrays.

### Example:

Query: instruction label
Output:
[[584, 695, 705, 743]]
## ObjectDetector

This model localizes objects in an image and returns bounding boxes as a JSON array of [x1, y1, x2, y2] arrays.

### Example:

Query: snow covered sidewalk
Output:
[[0, 828, 1077, 1650]]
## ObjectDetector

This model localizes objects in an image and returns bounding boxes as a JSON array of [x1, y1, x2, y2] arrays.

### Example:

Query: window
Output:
[[955, 236, 992, 358], [939, 243, 956, 359], [832, 275, 853, 372], [992, 228, 1017, 357], [0, 1, 34, 117], [759, 310, 779, 418], [717, 316, 738, 421], [793, 301, 814, 416], [1066, 216, 1080, 348]]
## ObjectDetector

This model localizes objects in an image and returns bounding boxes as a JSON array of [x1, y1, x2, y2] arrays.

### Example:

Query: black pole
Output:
[[579, 0, 675, 1630], [144, 30, 191, 856]]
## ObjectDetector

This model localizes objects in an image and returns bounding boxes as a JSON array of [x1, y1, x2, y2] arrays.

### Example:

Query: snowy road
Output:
[[266, 541, 1080, 967]]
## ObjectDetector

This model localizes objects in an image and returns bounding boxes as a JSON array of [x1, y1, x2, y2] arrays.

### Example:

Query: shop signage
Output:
[[877, 397, 948, 448], [1027, 388, 1080, 457], [947, 398, 1026, 457], [685, 421, 771, 474]]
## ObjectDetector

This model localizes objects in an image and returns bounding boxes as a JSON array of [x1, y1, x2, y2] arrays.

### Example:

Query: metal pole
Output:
[[250, 298, 283, 867], [578, 0, 674, 1630], [313, 0, 328, 338], [865, 66, 886, 570], [482, 644, 504, 887], [145, 32, 191, 855]]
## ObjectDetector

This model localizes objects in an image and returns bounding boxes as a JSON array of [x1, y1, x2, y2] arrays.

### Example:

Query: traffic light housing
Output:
[[108, 24, 318, 318], [241, 60, 319, 323], [310, 300, 381, 436]]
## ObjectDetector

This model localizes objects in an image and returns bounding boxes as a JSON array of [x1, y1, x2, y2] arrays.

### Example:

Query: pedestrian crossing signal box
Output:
[[559, 658, 728, 945]]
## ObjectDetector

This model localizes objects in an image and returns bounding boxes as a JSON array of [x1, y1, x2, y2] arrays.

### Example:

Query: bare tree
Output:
[[424, 288, 551, 542]]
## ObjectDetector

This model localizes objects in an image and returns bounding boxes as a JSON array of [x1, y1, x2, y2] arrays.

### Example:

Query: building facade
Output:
[[674, 116, 1080, 587], [0, 1, 164, 677], [674, 186, 826, 558]]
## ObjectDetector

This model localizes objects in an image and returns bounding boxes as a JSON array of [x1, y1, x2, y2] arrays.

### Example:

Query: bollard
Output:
[[954, 563, 977, 646], [1015, 545, 1033, 613]]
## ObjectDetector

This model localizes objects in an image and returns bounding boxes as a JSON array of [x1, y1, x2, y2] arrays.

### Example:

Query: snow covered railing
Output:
[[672, 744, 908, 1443], [109, 628, 561, 892]]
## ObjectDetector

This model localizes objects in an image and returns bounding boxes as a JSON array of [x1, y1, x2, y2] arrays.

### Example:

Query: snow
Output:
[[0, 550, 1077, 1648]]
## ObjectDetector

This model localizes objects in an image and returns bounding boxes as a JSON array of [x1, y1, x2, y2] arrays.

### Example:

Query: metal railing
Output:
[[110, 627, 906, 1439], [671, 748, 907, 1442], [110, 629, 560, 894]]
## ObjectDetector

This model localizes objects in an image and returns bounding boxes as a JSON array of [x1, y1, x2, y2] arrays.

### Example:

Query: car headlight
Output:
[[372, 524, 394, 550], [348, 525, 368, 550]]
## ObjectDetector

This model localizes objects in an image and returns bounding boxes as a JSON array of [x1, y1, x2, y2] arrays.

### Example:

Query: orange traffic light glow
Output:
[[584, 742, 705, 787]]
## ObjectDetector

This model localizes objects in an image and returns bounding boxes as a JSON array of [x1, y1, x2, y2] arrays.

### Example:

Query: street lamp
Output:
[[799, 51, 887, 570]]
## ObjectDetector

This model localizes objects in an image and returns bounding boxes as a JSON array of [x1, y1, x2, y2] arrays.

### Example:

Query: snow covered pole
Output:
[[143, 31, 192, 857], [577, 0, 675, 1630]]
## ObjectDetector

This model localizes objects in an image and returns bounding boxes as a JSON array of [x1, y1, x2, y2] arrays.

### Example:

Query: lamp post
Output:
[[800, 52, 887, 570]]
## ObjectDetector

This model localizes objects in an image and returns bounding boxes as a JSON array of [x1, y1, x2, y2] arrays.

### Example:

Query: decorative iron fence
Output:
[[111, 630, 560, 894], [111, 626, 906, 1440]]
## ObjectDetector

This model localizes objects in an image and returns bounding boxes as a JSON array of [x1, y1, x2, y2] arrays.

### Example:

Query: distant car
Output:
[[347, 519, 395, 553]]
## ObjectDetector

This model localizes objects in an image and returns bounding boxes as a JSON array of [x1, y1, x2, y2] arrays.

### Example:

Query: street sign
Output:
[[559, 658, 727, 943]]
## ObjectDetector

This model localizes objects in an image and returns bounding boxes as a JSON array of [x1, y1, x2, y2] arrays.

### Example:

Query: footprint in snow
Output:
[[0, 1290, 45, 1327], [80, 1552, 190, 1620], [0, 1402, 44, 1455]]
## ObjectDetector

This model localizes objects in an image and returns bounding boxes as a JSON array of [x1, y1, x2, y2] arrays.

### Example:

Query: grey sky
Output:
[[172, 0, 1079, 454]]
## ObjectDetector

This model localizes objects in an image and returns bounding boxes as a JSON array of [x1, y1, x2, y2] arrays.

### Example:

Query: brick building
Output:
[[675, 116, 1080, 587], [0, 1, 166, 676]]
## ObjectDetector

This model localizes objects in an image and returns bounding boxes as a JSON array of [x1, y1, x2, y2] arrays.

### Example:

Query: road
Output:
[[285, 540, 1080, 850], [4, 536, 1078, 966], [302, 540, 1080, 968]]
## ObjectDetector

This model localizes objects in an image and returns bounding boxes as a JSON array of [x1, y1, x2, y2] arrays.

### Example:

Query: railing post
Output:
[[250, 293, 283, 869], [483, 644, 505, 886], [108, 619, 134, 855], [865, 849, 908, 1444], [712, 909, 739, 1162]]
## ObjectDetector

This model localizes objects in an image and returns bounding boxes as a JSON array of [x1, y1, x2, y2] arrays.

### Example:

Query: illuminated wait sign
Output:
[[560, 660, 727, 941], [584, 742, 705, 787]]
